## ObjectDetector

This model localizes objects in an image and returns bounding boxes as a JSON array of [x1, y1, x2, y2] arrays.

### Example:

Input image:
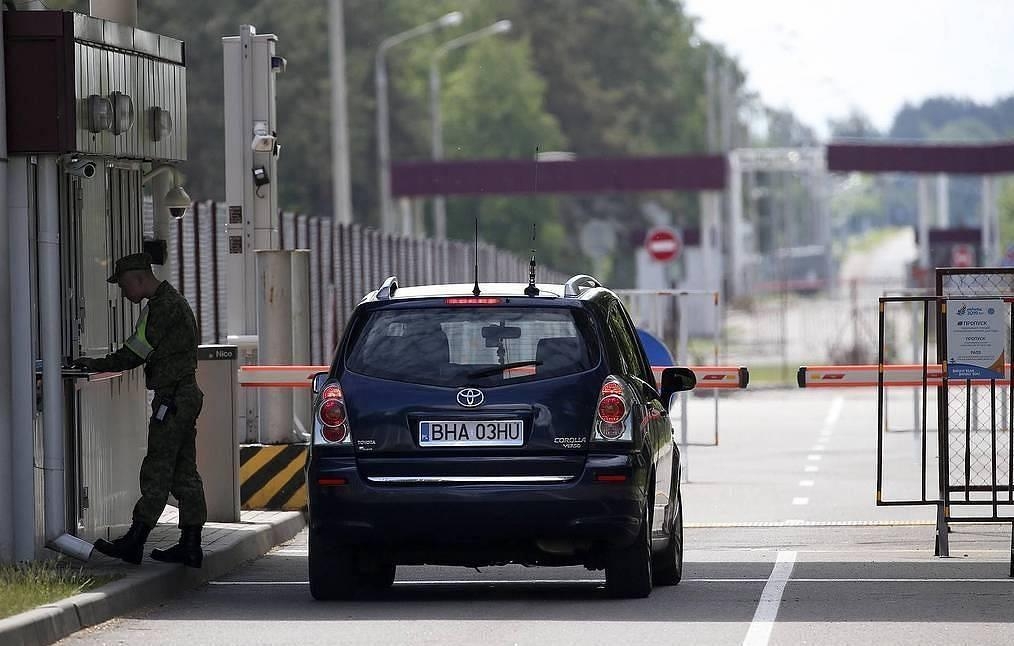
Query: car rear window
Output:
[[345, 306, 600, 387]]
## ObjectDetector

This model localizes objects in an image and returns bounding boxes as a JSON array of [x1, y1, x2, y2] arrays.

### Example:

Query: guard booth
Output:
[[3, 10, 189, 559], [875, 268, 1014, 575]]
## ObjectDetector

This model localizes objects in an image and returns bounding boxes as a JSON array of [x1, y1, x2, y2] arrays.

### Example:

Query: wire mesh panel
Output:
[[937, 269, 1014, 522]]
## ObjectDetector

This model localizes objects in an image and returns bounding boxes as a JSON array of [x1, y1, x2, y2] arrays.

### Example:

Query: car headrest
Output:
[[536, 337, 582, 374]]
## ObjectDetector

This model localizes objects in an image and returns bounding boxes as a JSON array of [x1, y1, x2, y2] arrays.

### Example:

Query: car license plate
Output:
[[419, 420, 524, 447]]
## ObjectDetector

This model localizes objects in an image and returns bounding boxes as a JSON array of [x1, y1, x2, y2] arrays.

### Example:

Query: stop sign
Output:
[[644, 226, 682, 263]]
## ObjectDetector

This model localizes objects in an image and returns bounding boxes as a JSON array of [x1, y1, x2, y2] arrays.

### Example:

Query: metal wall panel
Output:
[[70, 42, 186, 161]]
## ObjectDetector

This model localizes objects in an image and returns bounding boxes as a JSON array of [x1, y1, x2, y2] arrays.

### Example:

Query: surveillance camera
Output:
[[65, 159, 97, 179], [163, 184, 192, 219], [251, 133, 277, 153]]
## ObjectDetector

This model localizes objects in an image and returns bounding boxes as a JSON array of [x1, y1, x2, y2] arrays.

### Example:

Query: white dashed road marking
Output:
[[742, 551, 797, 646]]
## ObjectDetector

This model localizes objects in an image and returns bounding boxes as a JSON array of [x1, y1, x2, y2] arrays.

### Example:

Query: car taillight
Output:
[[595, 378, 631, 441], [597, 395, 626, 424], [317, 383, 350, 443]]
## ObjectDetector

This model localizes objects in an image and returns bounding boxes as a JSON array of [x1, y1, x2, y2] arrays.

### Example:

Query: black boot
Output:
[[94, 521, 152, 565], [151, 526, 203, 568]]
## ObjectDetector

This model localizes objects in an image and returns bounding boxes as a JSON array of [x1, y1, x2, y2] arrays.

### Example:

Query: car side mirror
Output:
[[659, 367, 696, 405], [311, 371, 329, 395]]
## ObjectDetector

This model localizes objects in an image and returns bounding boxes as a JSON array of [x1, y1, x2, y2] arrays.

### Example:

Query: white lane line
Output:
[[805, 465, 819, 472], [799, 480, 814, 487], [742, 551, 797, 646], [824, 396, 844, 427], [792, 497, 809, 505], [807, 454, 822, 461], [811, 445, 826, 451]]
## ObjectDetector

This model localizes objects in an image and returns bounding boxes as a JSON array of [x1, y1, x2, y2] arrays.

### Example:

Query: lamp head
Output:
[[439, 11, 463, 27]]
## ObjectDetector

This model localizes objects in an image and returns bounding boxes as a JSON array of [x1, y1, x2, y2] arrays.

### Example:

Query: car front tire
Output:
[[652, 490, 683, 586]]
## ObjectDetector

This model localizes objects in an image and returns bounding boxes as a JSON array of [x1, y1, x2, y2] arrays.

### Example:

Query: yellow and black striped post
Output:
[[239, 444, 308, 510]]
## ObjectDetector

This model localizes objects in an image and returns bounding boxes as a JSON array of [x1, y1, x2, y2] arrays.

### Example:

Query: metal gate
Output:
[[876, 268, 1014, 575]]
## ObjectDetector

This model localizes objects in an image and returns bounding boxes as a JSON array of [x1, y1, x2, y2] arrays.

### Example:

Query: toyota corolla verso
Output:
[[305, 274, 695, 599]]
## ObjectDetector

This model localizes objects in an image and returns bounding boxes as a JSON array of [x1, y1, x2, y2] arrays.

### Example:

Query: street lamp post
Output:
[[375, 11, 463, 234], [429, 20, 512, 240]]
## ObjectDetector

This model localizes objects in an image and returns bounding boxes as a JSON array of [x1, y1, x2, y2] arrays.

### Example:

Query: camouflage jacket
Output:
[[90, 281, 199, 391]]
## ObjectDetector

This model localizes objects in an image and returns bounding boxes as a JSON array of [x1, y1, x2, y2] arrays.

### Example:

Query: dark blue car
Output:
[[306, 275, 695, 599]]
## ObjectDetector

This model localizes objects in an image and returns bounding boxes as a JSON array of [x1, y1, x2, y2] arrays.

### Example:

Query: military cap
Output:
[[107, 252, 154, 283]]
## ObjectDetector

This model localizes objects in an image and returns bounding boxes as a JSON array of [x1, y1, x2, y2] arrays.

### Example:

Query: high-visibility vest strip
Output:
[[797, 364, 1013, 388], [239, 365, 750, 390]]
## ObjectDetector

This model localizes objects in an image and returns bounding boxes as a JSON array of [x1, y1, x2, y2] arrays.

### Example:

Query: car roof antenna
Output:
[[524, 146, 541, 297], [472, 214, 481, 296], [524, 223, 540, 297]]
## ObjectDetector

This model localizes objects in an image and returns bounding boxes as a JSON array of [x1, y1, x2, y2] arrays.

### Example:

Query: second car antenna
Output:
[[525, 146, 541, 297]]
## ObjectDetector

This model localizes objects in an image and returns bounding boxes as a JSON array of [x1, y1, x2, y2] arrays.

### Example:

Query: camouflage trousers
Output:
[[133, 383, 208, 528]]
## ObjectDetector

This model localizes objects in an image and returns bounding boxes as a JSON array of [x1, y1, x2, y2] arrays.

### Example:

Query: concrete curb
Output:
[[0, 511, 306, 646]]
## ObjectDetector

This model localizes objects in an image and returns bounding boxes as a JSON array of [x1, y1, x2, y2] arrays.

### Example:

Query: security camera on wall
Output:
[[251, 121, 276, 153], [65, 159, 97, 179], [164, 184, 192, 219]]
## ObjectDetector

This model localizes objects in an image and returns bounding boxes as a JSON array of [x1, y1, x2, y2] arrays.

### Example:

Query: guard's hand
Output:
[[71, 357, 97, 371]]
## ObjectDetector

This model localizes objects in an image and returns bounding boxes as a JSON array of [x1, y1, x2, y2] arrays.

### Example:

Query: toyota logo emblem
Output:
[[456, 388, 484, 408]]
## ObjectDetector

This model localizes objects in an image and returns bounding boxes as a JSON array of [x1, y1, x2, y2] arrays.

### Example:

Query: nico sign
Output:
[[645, 226, 682, 263], [946, 299, 1006, 380]]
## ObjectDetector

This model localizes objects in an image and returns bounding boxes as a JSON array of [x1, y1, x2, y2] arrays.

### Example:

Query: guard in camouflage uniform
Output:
[[73, 252, 207, 567]]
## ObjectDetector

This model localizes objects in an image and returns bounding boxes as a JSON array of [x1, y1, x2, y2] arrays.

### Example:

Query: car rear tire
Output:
[[652, 490, 683, 586], [605, 499, 653, 598], [309, 530, 348, 601], [309, 531, 397, 600]]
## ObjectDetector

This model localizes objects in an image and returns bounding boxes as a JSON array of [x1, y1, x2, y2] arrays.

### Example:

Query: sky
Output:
[[681, 0, 1014, 138]]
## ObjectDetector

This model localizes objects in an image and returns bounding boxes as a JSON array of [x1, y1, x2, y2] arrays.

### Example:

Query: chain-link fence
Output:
[[937, 270, 1014, 520]]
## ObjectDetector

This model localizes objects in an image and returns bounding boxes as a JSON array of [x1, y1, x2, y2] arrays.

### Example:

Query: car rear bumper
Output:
[[307, 451, 647, 557]]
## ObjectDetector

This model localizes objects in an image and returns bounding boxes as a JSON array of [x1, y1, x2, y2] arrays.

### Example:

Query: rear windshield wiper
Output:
[[466, 360, 542, 379]]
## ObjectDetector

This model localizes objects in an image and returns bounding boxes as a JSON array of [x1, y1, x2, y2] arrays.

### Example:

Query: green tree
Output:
[[440, 38, 580, 270]]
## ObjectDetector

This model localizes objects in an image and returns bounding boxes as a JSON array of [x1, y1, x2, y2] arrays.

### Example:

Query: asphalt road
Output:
[[60, 389, 1014, 646]]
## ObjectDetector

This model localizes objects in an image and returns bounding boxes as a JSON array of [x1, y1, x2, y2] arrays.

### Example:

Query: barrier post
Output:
[[256, 250, 295, 443], [196, 345, 240, 521], [291, 250, 311, 439]]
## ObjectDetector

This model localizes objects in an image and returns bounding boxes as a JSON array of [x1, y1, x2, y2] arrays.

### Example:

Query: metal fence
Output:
[[876, 268, 1014, 573], [153, 200, 567, 364], [725, 278, 891, 378]]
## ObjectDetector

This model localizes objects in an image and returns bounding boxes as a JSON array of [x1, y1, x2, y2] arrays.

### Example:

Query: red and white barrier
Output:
[[239, 364, 750, 390], [653, 366, 749, 390], [797, 363, 1013, 388]]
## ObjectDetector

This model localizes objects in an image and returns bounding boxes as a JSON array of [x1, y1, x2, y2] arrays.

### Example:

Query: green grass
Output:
[[0, 561, 116, 620]]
